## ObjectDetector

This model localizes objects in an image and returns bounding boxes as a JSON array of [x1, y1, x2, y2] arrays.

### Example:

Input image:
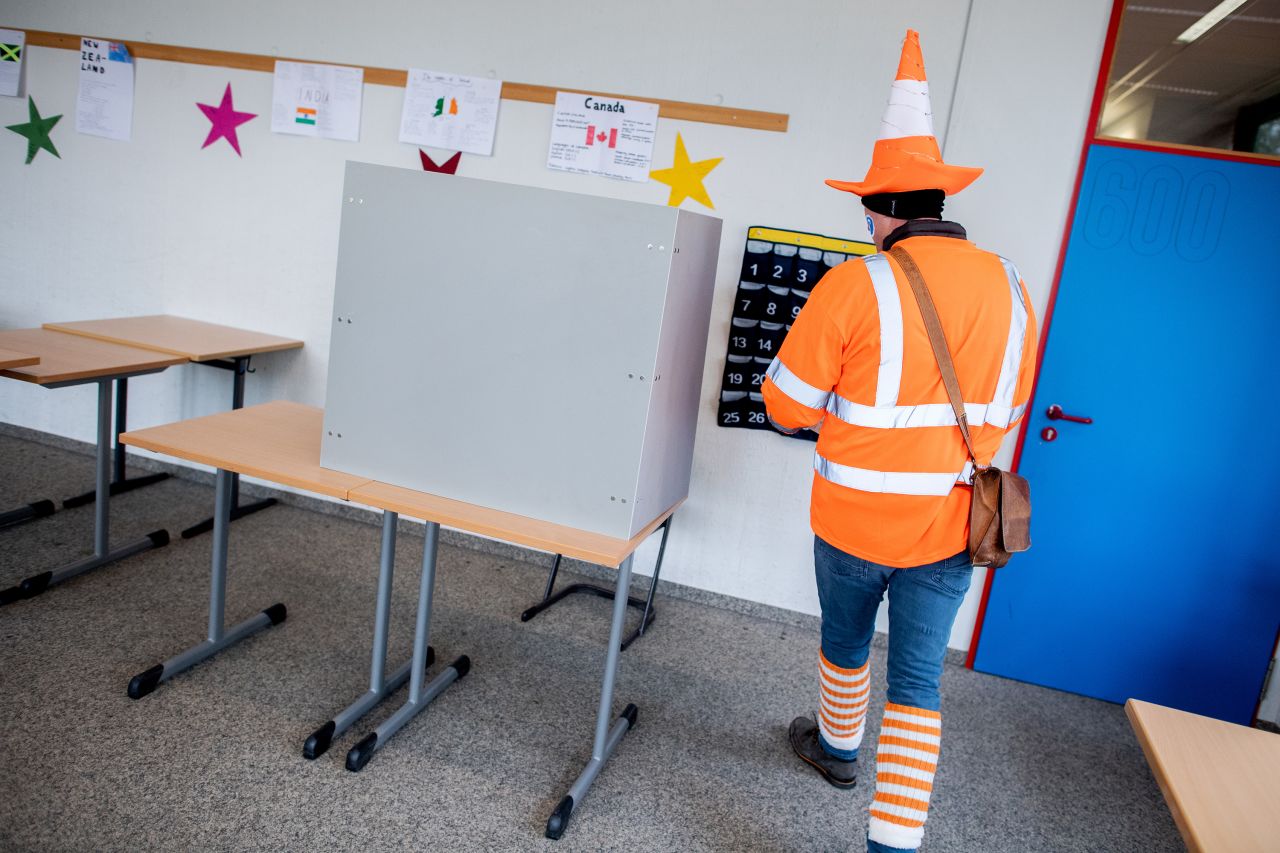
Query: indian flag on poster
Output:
[[270, 60, 363, 141]]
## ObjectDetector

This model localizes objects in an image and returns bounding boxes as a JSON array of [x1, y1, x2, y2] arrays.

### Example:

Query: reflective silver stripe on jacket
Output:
[[825, 396, 1027, 430], [992, 258, 1029, 417], [865, 254, 904, 407], [765, 357, 831, 411], [823, 253, 1029, 431], [815, 453, 974, 497]]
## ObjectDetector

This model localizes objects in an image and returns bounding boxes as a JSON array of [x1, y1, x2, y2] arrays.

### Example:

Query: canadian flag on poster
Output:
[[585, 125, 618, 148], [547, 91, 657, 182]]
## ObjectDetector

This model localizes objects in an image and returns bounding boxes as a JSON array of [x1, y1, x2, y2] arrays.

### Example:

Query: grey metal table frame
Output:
[[179, 356, 278, 539], [333, 513, 470, 772], [0, 374, 171, 607], [52, 355, 279, 538], [127, 467, 287, 698], [60, 375, 171, 509], [315, 502, 673, 841]]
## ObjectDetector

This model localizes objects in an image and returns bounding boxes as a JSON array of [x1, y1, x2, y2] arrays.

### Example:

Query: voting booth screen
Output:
[[322, 163, 722, 540], [718, 227, 874, 439]]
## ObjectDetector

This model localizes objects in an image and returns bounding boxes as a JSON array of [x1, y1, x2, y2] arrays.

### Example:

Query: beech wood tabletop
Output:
[[1126, 699, 1280, 853], [0, 328, 186, 386], [121, 401, 370, 501], [0, 348, 39, 370], [45, 315, 303, 362], [121, 400, 679, 566]]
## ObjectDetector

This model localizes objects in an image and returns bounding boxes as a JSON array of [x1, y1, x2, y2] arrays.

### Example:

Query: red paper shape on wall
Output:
[[419, 149, 462, 174]]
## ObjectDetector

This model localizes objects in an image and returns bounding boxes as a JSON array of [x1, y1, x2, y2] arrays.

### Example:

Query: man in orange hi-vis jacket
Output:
[[763, 29, 1037, 853]]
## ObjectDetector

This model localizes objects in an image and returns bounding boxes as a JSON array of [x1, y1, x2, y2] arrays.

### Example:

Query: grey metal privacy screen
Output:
[[321, 162, 722, 539]]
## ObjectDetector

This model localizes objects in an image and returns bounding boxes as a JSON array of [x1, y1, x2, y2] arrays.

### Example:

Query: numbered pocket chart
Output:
[[718, 226, 875, 440]]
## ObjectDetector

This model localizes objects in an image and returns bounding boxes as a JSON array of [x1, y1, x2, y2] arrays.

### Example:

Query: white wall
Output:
[[0, 0, 1112, 649]]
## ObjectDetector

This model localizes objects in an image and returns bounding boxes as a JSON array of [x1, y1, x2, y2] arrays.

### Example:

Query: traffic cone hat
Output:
[[826, 30, 982, 197]]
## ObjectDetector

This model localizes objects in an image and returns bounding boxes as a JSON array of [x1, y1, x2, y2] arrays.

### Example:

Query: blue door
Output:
[[972, 143, 1280, 725]]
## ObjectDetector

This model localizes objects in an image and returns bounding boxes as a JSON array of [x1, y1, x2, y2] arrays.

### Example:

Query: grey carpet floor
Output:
[[0, 432, 1183, 852]]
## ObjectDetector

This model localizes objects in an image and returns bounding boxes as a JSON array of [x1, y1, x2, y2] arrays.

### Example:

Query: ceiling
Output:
[[1099, 0, 1280, 150]]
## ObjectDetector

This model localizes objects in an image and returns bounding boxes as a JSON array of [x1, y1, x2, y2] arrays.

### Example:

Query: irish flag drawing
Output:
[[295, 106, 317, 126]]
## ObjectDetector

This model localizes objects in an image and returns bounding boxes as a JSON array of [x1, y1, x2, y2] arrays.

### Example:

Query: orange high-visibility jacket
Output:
[[762, 226, 1038, 568]]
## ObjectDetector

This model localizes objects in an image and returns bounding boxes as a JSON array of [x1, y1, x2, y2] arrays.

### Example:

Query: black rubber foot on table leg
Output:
[[17, 571, 53, 600], [450, 655, 471, 680], [0, 571, 52, 607], [622, 703, 638, 730], [147, 529, 170, 548], [303, 720, 336, 760], [263, 603, 288, 625], [128, 664, 164, 700], [346, 733, 378, 772], [545, 795, 575, 840], [1, 573, 50, 606]]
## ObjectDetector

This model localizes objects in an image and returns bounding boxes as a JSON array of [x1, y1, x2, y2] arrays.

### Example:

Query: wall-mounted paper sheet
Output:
[[399, 69, 501, 156], [0, 29, 25, 98], [270, 61, 363, 142], [76, 37, 133, 141], [546, 91, 658, 183]]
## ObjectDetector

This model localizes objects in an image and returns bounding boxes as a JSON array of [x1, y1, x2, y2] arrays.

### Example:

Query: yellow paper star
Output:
[[649, 133, 722, 209]]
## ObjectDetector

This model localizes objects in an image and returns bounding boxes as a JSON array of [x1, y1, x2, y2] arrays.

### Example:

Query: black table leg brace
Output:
[[520, 517, 672, 651], [181, 356, 276, 539]]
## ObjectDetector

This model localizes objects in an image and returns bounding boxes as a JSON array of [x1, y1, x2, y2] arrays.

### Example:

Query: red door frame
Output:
[[965, 0, 1280, 668]]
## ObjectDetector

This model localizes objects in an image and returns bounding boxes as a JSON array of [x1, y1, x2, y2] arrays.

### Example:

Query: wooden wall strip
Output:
[[22, 28, 789, 133]]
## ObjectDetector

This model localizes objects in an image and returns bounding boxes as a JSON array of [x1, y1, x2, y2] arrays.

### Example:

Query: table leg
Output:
[[345, 520, 470, 772], [127, 468, 286, 698], [180, 357, 276, 539], [545, 554, 639, 839], [61, 377, 170, 509], [520, 517, 673, 650], [303, 512, 435, 759], [1, 380, 170, 607]]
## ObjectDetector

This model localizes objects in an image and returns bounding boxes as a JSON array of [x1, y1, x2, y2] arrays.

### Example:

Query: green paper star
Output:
[[6, 96, 62, 164]]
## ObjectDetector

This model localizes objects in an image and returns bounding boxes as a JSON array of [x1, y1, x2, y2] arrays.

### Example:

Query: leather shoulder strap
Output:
[[887, 245, 979, 465]]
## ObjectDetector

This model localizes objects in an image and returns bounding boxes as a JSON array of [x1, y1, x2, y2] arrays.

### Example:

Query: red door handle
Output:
[[1046, 404, 1093, 425]]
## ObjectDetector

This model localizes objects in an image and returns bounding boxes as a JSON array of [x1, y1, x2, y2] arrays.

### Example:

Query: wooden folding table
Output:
[[1126, 698, 1280, 852], [44, 315, 303, 537], [0, 328, 186, 605], [121, 400, 676, 840]]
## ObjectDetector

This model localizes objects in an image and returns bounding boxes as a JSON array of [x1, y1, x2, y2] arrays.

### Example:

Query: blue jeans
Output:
[[813, 536, 972, 853]]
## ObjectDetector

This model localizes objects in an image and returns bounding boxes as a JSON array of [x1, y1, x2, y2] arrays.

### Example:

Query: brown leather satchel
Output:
[[888, 246, 1031, 569]]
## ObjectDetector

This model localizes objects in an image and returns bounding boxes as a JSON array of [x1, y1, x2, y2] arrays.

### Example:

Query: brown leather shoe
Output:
[[789, 715, 857, 789]]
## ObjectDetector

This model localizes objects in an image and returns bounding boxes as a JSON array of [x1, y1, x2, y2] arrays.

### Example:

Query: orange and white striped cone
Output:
[[826, 29, 982, 197]]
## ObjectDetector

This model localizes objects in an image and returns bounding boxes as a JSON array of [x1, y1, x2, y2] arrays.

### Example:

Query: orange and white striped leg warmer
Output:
[[817, 648, 870, 756], [868, 703, 941, 850]]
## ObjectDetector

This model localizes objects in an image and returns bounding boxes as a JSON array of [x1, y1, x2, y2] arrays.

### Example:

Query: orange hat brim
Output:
[[826, 162, 983, 197], [827, 137, 983, 197]]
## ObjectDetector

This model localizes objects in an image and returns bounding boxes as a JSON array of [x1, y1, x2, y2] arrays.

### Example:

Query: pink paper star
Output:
[[197, 83, 256, 156]]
